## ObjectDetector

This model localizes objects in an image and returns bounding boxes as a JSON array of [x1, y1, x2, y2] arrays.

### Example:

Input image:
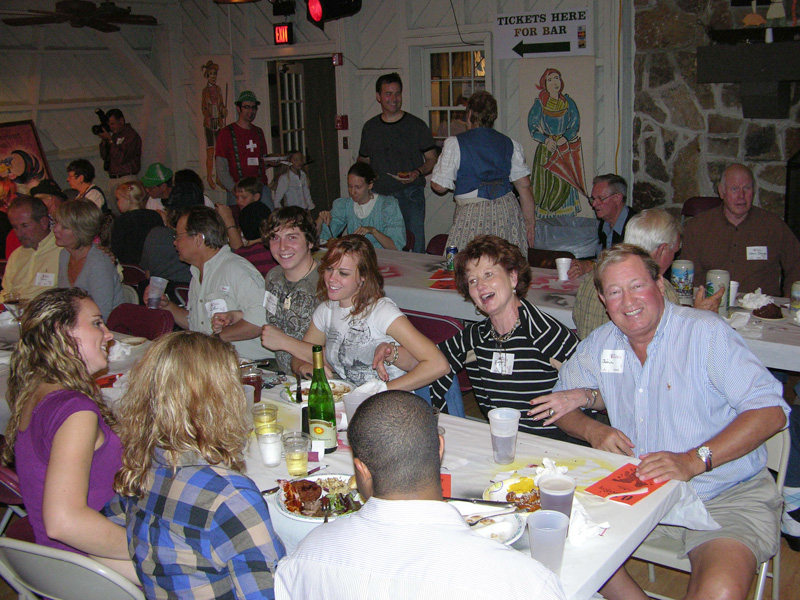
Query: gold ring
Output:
[[548, 408, 555, 417]]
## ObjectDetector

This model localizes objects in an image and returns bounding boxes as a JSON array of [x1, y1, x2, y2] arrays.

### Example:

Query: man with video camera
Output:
[[96, 108, 142, 214]]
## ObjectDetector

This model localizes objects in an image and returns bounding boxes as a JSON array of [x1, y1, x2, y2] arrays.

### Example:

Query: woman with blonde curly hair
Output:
[[262, 234, 448, 389], [2, 287, 133, 578], [105, 331, 284, 598]]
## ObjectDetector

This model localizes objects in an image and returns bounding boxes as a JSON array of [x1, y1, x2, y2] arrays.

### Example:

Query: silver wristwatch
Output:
[[696, 446, 713, 472]]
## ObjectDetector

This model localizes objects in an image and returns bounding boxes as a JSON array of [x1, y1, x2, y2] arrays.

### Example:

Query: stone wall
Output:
[[633, 0, 800, 216]]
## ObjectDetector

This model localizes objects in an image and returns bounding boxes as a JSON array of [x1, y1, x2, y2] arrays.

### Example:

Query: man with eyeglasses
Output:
[[214, 91, 275, 210], [568, 174, 637, 279], [682, 163, 800, 297]]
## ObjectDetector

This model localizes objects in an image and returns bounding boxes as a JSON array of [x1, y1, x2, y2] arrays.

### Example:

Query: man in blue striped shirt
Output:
[[533, 244, 789, 600]]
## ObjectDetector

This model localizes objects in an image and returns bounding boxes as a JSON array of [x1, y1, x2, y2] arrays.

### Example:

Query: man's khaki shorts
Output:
[[646, 469, 780, 564]]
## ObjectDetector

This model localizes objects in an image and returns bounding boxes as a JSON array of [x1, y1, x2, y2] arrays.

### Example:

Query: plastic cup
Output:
[[487, 408, 521, 464], [527, 510, 570, 575], [256, 424, 283, 467], [729, 281, 739, 307], [147, 276, 168, 309], [241, 367, 263, 403], [252, 404, 277, 429], [538, 474, 576, 518], [283, 431, 311, 477], [343, 392, 369, 425], [555, 258, 572, 281]]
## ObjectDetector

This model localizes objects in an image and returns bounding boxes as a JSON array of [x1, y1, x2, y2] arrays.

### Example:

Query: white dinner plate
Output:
[[279, 379, 353, 404], [276, 473, 363, 522], [448, 501, 525, 546]]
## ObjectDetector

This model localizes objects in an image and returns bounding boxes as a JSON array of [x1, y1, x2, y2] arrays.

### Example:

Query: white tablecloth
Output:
[[246, 387, 692, 600]]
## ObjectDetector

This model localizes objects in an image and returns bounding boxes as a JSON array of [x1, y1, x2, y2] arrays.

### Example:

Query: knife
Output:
[[261, 466, 323, 495], [444, 496, 515, 507]]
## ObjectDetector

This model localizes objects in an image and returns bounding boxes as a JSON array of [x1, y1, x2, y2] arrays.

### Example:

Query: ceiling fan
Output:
[[1, 1, 158, 33]]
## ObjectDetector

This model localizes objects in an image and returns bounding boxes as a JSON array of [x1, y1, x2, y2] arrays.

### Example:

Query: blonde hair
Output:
[[113, 332, 250, 497], [55, 199, 102, 247], [3, 288, 114, 465], [115, 181, 147, 210]]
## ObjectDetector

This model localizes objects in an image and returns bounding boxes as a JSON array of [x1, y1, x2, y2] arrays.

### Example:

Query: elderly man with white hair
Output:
[[572, 208, 722, 339]]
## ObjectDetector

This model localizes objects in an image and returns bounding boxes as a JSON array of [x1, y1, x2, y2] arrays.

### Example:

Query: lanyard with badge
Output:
[[489, 319, 520, 375]]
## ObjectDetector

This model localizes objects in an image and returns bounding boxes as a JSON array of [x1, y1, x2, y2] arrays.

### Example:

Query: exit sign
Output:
[[274, 23, 294, 45]]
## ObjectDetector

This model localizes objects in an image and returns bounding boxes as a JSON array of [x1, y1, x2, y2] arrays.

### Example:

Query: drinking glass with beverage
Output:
[[283, 431, 311, 477], [537, 474, 576, 518], [487, 407, 521, 464], [256, 424, 283, 467]]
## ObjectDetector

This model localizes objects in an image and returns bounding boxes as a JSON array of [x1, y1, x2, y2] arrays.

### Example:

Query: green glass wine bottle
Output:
[[308, 345, 337, 453]]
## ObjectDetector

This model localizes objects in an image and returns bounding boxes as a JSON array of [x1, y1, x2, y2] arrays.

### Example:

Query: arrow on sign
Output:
[[513, 41, 571, 56]]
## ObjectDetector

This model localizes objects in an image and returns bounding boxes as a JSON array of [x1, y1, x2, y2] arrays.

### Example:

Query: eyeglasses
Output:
[[589, 192, 619, 205], [174, 231, 194, 240]]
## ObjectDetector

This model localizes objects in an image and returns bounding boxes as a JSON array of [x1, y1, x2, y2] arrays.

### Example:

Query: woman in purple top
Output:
[[2, 287, 134, 581]]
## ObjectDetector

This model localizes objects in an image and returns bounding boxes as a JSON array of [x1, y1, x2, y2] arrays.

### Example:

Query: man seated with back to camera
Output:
[[275, 390, 567, 600]]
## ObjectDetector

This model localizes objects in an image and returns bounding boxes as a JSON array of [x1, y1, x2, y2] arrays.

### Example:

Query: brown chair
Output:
[[107, 304, 174, 340], [681, 196, 722, 224], [426, 234, 449, 256], [527, 248, 575, 270]]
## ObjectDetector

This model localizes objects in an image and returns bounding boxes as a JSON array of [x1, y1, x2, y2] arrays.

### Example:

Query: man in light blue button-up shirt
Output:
[[532, 244, 789, 600]]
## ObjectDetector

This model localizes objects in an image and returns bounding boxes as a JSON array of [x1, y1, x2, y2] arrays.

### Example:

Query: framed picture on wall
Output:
[[0, 120, 51, 195]]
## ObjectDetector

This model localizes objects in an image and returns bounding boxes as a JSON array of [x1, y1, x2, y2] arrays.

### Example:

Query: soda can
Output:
[[791, 281, 800, 313], [445, 246, 458, 271]]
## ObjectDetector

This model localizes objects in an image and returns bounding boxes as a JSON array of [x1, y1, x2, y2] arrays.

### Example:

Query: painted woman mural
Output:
[[527, 67, 587, 218], [201, 60, 228, 189]]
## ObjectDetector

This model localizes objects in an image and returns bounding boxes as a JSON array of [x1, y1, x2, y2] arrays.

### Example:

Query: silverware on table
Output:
[[466, 507, 526, 527], [444, 496, 514, 507], [261, 466, 323, 495]]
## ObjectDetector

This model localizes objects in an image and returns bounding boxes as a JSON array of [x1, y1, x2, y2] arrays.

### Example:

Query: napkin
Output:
[[726, 312, 751, 330], [108, 340, 132, 362], [569, 497, 610, 546], [532, 457, 568, 486], [739, 288, 771, 310]]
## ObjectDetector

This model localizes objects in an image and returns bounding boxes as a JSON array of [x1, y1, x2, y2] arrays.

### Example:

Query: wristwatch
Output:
[[696, 446, 713, 472]]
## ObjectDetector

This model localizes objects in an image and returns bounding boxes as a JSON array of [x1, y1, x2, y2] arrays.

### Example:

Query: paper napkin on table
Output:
[[532, 457, 569, 486], [108, 341, 132, 362], [569, 497, 610, 546]]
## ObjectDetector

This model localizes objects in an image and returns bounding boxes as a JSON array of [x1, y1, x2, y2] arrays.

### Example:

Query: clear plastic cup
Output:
[[282, 431, 311, 477], [527, 510, 570, 575], [255, 424, 283, 467], [488, 408, 521, 464], [147, 276, 168, 309], [252, 404, 277, 429], [538, 474, 576, 518]]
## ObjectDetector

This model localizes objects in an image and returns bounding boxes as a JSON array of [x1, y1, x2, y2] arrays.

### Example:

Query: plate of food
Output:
[[483, 476, 541, 513], [750, 303, 786, 321], [448, 501, 525, 546], [280, 379, 353, 404], [276, 473, 364, 522]]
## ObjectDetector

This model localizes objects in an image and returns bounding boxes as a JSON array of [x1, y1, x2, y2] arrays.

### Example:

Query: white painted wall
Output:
[[0, 0, 633, 245]]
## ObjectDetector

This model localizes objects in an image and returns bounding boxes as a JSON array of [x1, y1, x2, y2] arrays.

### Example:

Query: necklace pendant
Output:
[[284, 296, 292, 310]]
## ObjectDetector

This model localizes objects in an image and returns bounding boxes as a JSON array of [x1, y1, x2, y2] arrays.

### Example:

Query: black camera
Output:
[[92, 109, 111, 136]]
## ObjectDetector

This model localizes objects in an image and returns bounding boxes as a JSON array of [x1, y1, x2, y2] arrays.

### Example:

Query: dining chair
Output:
[[527, 248, 576, 270], [174, 285, 190, 308], [121, 284, 139, 305], [425, 234, 449, 256], [120, 264, 148, 287], [0, 537, 145, 600], [0, 466, 25, 537], [631, 428, 790, 600], [107, 303, 174, 340], [680, 196, 721, 225]]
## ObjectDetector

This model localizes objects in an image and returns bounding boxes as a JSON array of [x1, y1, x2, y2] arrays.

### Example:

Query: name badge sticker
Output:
[[746, 246, 767, 260], [221, 285, 231, 293], [600, 349, 625, 374], [490, 352, 514, 375], [264, 291, 278, 314], [247, 157, 259, 166], [34, 272, 55, 287]]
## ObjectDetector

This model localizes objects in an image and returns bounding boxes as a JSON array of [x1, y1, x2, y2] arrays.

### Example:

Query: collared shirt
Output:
[[682, 205, 800, 296], [572, 274, 680, 340], [599, 204, 630, 253], [188, 245, 269, 359], [555, 301, 790, 501], [275, 497, 566, 600], [105, 450, 284, 600], [1, 231, 60, 299]]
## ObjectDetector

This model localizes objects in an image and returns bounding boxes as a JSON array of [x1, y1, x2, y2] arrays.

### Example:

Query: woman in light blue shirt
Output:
[[317, 162, 406, 251]]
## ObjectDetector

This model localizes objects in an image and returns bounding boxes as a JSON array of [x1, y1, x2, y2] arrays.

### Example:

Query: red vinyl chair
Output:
[[106, 304, 174, 340], [120, 264, 148, 287], [425, 234, 448, 256], [681, 196, 722, 224]]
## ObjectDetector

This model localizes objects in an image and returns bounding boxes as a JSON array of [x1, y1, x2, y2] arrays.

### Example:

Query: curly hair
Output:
[[3, 288, 113, 466], [316, 234, 384, 318], [113, 331, 250, 497], [466, 91, 498, 128], [454, 235, 532, 301]]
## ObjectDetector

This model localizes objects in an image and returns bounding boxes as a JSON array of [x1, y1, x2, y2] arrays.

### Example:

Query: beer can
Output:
[[791, 281, 800, 313], [445, 246, 458, 271]]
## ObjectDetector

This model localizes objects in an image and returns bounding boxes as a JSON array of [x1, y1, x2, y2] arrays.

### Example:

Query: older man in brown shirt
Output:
[[682, 163, 800, 297]]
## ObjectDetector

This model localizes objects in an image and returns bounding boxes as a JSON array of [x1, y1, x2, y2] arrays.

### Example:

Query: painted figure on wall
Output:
[[201, 60, 228, 190], [527, 67, 588, 218]]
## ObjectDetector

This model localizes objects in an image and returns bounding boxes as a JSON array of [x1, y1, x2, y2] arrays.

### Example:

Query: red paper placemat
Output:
[[584, 463, 667, 506], [429, 269, 454, 280], [430, 279, 457, 290]]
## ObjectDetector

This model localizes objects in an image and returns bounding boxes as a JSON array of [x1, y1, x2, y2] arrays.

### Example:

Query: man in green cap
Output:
[[214, 90, 275, 210], [141, 162, 174, 212]]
